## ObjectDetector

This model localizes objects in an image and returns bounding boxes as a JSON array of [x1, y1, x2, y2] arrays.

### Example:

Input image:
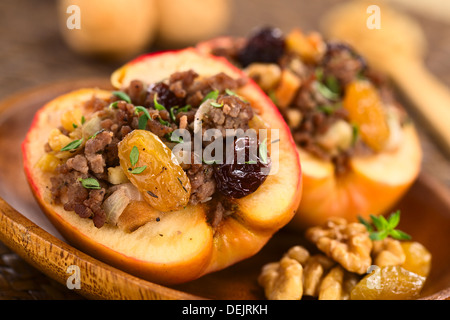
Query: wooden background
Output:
[[0, 0, 449, 299]]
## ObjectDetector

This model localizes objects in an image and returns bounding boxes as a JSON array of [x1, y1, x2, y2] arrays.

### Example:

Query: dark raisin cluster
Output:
[[214, 136, 270, 198], [237, 26, 285, 68]]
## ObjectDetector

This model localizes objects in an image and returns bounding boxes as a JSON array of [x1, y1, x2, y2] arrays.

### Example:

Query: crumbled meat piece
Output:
[[187, 163, 216, 205], [84, 188, 107, 228], [84, 96, 109, 112], [126, 80, 146, 106], [74, 203, 92, 218], [65, 155, 89, 174], [62, 179, 89, 211], [50, 164, 87, 205], [209, 201, 224, 228], [176, 110, 196, 123], [186, 90, 205, 107], [210, 38, 247, 63], [169, 70, 199, 98], [103, 137, 120, 167], [322, 42, 366, 87], [84, 131, 113, 174], [146, 118, 174, 138], [203, 95, 254, 136], [207, 72, 245, 92]]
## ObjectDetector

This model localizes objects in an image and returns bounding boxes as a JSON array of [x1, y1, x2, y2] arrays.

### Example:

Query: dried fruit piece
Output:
[[400, 241, 432, 277], [238, 27, 285, 67], [61, 108, 83, 132], [343, 80, 390, 152], [245, 63, 281, 92], [118, 129, 191, 212], [285, 28, 326, 63], [148, 82, 185, 110], [214, 136, 270, 199], [350, 266, 426, 300], [273, 69, 302, 108], [36, 153, 63, 172]]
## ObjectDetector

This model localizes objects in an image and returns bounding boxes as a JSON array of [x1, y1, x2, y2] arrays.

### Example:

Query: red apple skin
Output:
[[22, 49, 302, 285]]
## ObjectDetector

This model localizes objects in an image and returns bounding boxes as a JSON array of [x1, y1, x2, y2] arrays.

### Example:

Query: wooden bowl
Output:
[[0, 79, 449, 300]]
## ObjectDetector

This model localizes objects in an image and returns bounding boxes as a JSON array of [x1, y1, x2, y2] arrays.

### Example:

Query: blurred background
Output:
[[0, 0, 449, 187], [0, 0, 449, 300]]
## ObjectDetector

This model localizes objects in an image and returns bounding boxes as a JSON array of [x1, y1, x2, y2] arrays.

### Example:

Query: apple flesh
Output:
[[291, 124, 422, 228], [23, 49, 302, 285]]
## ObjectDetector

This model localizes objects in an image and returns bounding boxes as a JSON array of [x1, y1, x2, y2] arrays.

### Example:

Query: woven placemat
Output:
[[0, 242, 84, 300]]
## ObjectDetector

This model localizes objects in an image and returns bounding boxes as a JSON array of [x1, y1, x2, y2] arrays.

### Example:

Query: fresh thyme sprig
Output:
[[358, 210, 412, 241]]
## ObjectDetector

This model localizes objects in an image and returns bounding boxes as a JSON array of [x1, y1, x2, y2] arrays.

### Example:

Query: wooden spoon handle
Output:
[[389, 57, 450, 155]]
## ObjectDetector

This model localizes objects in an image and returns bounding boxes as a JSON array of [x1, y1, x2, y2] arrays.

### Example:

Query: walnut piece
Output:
[[303, 254, 335, 296], [318, 265, 344, 300], [257, 256, 303, 300], [284, 245, 310, 264], [258, 217, 428, 300], [372, 238, 406, 267], [258, 244, 360, 300], [341, 272, 360, 300], [306, 217, 373, 274]]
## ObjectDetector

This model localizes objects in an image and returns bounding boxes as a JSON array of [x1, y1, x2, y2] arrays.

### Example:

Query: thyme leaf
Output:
[[359, 211, 411, 241], [130, 146, 139, 167], [202, 90, 219, 103], [79, 177, 101, 190], [61, 139, 83, 152], [112, 91, 131, 104], [259, 138, 268, 164], [130, 166, 147, 174]]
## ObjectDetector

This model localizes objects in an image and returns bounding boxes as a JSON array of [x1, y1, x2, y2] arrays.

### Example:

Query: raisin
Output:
[[146, 82, 185, 110], [118, 130, 191, 212], [238, 27, 285, 67], [323, 41, 367, 74], [214, 136, 270, 198]]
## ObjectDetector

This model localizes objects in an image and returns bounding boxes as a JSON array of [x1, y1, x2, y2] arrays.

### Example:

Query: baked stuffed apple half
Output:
[[197, 27, 422, 227], [22, 48, 302, 285]]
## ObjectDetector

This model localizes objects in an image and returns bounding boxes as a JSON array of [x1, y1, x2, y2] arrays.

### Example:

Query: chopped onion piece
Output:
[[193, 99, 214, 135], [102, 183, 143, 225]]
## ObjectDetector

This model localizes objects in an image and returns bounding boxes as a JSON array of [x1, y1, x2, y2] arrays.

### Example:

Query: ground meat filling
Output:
[[203, 95, 254, 135], [47, 70, 266, 229], [187, 163, 216, 205], [210, 27, 408, 175]]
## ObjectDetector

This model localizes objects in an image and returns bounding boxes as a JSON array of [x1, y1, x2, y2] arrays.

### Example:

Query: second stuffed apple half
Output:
[[197, 27, 422, 227], [22, 48, 302, 285]]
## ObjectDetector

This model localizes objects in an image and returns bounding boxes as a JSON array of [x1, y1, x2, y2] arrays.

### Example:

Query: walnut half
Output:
[[372, 237, 406, 267], [257, 256, 303, 300], [306, 218, 373, 274]]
